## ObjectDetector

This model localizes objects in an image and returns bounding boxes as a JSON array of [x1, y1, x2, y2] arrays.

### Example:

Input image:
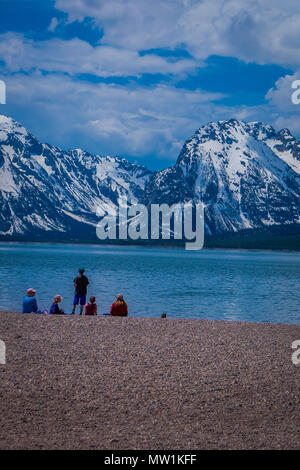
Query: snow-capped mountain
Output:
[[144, 119, 300, 235], [0, 115, 299, 242], [0, 115, 152, 237]]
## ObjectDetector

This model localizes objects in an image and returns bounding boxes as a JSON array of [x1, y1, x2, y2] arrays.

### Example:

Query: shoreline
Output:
[[1, 240, 300, 254], [0, 311, 299, 450], [1, 309, 300, 326]]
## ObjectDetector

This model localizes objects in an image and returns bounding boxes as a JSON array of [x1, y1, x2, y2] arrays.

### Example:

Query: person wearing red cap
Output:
[[110, 293, 128, 317], [22, 288, 38, 314]]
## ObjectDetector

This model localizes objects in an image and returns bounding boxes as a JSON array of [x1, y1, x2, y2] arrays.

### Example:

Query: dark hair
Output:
[[90, 296, 96, 303], [79, 268, 85, 274]]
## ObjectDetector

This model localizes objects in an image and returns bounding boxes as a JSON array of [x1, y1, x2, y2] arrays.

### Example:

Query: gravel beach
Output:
[[0, 311, 299, 450]]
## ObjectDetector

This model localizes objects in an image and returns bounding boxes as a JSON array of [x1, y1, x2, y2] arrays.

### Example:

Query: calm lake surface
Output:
[[0, 242, 299, 324]]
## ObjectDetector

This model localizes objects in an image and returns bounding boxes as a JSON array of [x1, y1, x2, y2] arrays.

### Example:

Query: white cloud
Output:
[[0, 33, 197, 78], [265, 71, 300, 134], [2, 67, 297, 165], [55, 0, 185, 50], [2, 1, 300, 165], [48, 17, 59, 32], [55, 0, 300, 67], [266, 72, 300, 111], [3, 71, 233, 163]]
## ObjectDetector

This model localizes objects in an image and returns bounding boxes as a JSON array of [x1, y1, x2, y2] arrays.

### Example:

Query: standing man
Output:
[[72, 268, 89, 315]]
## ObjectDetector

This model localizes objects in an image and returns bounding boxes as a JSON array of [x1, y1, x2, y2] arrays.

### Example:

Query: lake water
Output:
[[0, 242, 299, 324]]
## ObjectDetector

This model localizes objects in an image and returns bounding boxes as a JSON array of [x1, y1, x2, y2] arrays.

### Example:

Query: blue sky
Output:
[[0, 0, 300, 169]]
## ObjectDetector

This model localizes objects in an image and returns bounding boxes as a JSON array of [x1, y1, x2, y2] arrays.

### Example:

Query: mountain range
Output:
[[0, 115, 299, 248]]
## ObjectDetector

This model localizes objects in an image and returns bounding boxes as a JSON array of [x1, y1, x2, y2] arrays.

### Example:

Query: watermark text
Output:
[[291, 80, 300, 105], [0, 80, 6, 104], [96, 198, 205, 250], [292, 340, 300, 365], [0, 340, 6, 364]]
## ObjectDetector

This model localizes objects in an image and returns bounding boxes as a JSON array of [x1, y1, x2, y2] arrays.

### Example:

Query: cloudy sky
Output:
[[1, 0, 300, 169]]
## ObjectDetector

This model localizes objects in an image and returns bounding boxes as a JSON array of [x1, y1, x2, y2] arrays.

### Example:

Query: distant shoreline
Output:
[[1, 237, 300, 252], [1, 222, 300, 251], [2, 310, 300, 326]]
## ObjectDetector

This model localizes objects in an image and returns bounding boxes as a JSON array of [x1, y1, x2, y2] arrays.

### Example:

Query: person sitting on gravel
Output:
[[72, 268, 89, 315], [23, 288, 39, 314], [84, 296, 98, 316], [110, 293, 128, 317], [50, 295, 64, 315]]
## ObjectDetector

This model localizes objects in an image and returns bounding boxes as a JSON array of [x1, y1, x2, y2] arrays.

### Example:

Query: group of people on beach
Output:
[[22, 268, 128, 317]]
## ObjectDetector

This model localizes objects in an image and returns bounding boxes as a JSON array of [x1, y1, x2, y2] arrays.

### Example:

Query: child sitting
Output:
[[50, 295, 64, 315], [84, 296, 97, 316], [110, 293, 128, 317]]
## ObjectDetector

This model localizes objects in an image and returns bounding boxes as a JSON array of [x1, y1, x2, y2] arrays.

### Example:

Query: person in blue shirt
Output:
[[23, 288, 38, 313]]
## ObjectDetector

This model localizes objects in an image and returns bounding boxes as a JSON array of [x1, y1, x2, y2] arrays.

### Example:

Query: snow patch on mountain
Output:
[[0, 115, 299, 239], [0, 115, 153, 236], [145, 119, 300, 235]]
